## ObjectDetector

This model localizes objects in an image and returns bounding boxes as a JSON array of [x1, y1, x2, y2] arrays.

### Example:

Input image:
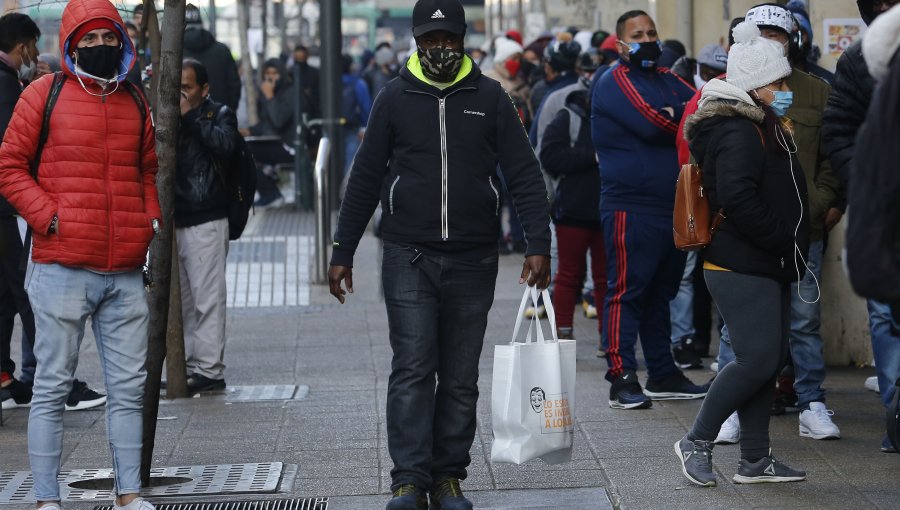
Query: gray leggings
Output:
[[689, 270, 790, 461]]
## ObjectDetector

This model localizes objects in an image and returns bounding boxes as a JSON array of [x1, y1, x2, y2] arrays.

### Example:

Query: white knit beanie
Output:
[[493, 36, 524, 64], [726, 21, 792, 92], [862, 4, 900, 82]]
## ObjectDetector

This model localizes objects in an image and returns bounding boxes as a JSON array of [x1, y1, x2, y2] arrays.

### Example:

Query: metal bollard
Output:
[[314, 137, 331, 284]]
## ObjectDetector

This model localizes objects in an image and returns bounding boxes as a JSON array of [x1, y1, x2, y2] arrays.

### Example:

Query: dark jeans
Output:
[[0, 216, 36, 382], [382, 241, 498, 491], [690, 270, 790, 461]]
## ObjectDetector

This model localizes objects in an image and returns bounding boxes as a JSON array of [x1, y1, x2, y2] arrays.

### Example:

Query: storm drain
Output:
[[93, 498, 329, 510], [0, 463, 283, 503], [226, 385, 308, 402]]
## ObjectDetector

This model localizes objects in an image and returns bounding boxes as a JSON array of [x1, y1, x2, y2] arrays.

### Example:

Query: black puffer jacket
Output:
[[539, 90, 600, 228], [0, 60, 22, 217], [183, 27, 241, 111], [175, 98, 237, 228], [332, 55, 551, 267], [686, 99, 809, 283], [821, 0, 879, 190]]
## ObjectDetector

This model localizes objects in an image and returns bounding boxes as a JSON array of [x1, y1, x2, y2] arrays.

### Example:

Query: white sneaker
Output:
[[114, 497, 156, 510], [865, 376, 879, 393], [715, 411, 740, 444], [799, 402, 841, 440], [710, 361, 719, 373]]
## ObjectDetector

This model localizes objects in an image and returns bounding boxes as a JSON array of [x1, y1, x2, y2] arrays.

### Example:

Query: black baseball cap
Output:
[[412, 0, 467, 37]]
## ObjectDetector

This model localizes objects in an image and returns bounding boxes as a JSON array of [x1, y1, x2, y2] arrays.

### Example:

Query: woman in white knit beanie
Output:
[[673, 20, 810, 488]]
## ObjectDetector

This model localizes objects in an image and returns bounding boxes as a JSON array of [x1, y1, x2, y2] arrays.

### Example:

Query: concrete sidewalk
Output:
[[1, 208, 898, 510]]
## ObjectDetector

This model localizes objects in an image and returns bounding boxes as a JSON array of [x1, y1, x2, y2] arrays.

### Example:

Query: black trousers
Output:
[[0, 216, 36, 376]]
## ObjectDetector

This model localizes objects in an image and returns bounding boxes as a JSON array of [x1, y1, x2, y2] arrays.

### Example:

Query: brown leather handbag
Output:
[[673, 162, 724, 251]]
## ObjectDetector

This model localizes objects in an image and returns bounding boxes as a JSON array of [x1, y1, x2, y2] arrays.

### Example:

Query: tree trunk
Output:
[[239, 0, 259, 126], [141, 0, 185, 486], [145, 0, 162, 110], [165, 237, 188, 399]]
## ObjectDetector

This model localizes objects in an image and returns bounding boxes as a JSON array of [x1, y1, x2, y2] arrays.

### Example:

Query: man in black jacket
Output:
[[823, 0, 900, 453], [183, 4, 241, 111], [175, 59, 237, 395], [0, 12, 40, 410], [328, 1, 550, 508]]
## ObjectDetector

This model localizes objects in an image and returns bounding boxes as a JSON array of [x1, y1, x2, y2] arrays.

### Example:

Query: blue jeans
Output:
[[868, 299, 900, 408], [789, 240, 826, 408], [382, 241, 498, 491], [27, 263, 148, 501], [670, 251, 696, 344], [718, 320, 735, 368]]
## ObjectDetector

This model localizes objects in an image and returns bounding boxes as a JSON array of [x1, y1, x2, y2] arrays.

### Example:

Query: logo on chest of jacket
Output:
[[464, 109, 485, 117]]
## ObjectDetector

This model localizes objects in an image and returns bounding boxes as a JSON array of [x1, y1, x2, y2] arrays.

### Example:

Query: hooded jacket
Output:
[[183, 26, 241, 111], [822, 0, 879, 192], [0, 0, 160, 273], [685, 81, 809, 283], [251, 58, 296, 147], [591, 58, 696, 216], [0, 59, 23, 217], [331, 54, 551, 267]]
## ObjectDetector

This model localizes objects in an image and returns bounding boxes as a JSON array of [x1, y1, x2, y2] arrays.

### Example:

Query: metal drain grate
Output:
[[226, 385, 306, 402], [93, 498, 328, 510], [0, 463, 283, 503]]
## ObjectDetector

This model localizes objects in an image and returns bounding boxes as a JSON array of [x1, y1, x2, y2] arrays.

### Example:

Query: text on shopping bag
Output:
[[530, 387, 573, 434]]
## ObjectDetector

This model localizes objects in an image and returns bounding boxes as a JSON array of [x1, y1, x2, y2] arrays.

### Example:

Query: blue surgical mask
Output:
[[765, 88, 793, 117]]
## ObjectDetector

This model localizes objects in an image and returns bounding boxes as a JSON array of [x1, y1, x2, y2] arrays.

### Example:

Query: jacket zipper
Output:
[[488, 176, 499, 216], [406, 86, 476, 240], [389, 175, 400, 215], [103, 94, 114, 268]]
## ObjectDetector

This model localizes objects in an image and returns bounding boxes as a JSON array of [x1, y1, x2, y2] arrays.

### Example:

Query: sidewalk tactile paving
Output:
[[227, 235, 312, 308], [227, 385, 306, 402], [0, 463, 283, 503]]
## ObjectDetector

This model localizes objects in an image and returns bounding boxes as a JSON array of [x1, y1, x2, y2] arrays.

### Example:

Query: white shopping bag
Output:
[[490, 286, 576, 465]]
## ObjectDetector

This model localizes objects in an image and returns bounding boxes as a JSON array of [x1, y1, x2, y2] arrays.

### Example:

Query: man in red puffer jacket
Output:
[[0, 1, 160, 509]]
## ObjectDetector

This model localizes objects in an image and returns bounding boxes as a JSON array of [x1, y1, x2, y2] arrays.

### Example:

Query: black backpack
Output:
[[222, 131, 257, 240]]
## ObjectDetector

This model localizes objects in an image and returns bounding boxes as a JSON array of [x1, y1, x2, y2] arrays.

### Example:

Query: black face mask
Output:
[[417, 46, 464, 83], [624, 41, 662, 69], [75, 45, 121, 78]]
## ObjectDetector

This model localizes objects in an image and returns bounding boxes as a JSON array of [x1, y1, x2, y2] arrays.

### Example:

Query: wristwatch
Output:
[[152, 218, 160, 235], [48, 215, 58, 234]]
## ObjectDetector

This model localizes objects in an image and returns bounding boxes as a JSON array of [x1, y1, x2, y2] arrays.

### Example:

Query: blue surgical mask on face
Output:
[[765, 88, 793, 117]]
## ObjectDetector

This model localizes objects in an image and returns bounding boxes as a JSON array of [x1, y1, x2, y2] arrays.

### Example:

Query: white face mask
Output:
[[17, 47, 36, 81], [693, 72, 707, 90]]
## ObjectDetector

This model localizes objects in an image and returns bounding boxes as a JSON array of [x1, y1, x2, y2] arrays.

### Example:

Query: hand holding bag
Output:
[[490, 286, 577, 465]]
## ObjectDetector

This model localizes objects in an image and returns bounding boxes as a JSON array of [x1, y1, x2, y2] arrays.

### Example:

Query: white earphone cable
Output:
[[775, 123, 820, 304]]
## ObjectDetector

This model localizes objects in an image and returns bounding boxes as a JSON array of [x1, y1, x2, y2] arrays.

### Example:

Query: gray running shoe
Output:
[[674, 435, 716, 487], [732, 450, 806, 484]]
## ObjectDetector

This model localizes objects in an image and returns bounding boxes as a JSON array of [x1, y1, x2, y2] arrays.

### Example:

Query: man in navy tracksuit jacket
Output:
[[328, 1, 551, 508], [591, 10, 706, 410]]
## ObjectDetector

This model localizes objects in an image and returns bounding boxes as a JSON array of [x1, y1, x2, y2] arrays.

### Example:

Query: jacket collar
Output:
[[400, 53, 480, 95]]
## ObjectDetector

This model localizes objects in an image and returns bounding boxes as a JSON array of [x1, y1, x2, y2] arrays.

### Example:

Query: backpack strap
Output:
[[21, 72, 66, 271], [30, 72, 67, 179]]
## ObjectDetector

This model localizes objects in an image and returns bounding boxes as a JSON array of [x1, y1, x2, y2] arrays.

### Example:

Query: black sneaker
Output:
[[186, 374, 226, 394], [732, 450, 806, 484], [673, 338, 703, 370], [386, 484, 428, 510], [645, 371, 707, 400], [674, 435, 717, 487], [608, 370, 652, 410], [0, 378, 33, 410], [429, 477, 472, 510], [65, 379, 106, 411]]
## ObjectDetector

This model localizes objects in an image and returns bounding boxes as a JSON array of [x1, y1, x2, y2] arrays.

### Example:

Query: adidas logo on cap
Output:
[[431, 9, 445, 18]]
